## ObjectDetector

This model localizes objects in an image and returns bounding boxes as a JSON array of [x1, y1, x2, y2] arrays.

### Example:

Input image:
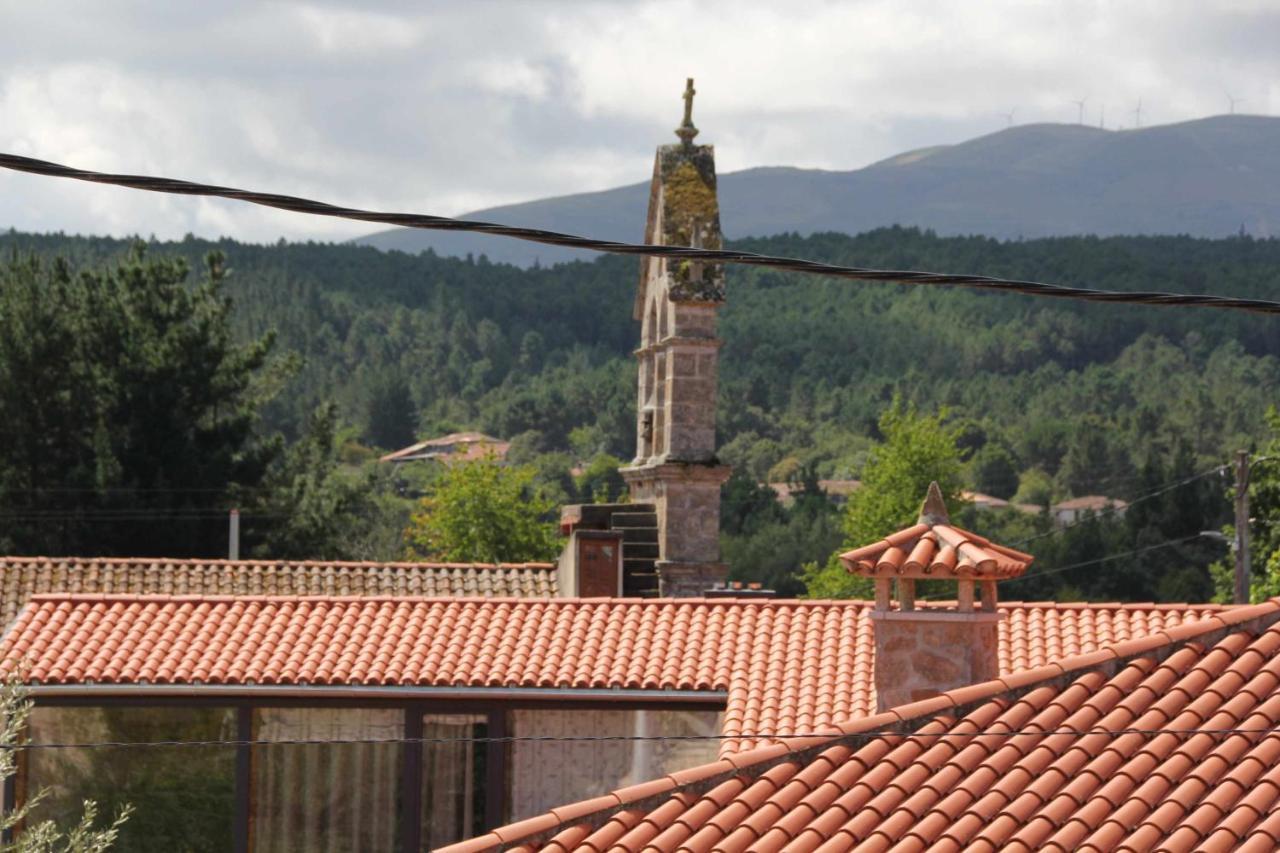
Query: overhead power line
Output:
[[921, 531, 1209, 600], [4, 152, 1280, 317], [1006, 533, 1207, 585], [0, 504, 284, 517], [11, 723, 1280, 752], [8, 722, 1280, 751]]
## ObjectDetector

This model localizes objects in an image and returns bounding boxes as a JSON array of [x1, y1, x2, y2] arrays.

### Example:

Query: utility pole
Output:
[[229, 508, 241, 560], [1235, 450, 1251, 604]]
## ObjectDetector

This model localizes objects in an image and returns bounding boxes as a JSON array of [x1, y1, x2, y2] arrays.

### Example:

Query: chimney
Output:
[[556, 505, 625, 597], [839, 483, 1034, 710], [619, 78, 731, 597]]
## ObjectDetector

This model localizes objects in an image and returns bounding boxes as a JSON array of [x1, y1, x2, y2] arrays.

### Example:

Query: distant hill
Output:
[[355, 115, 1280, 266]]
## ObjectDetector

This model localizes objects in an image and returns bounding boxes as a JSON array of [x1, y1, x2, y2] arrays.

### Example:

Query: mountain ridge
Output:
[[355, 115, 1280, 266]]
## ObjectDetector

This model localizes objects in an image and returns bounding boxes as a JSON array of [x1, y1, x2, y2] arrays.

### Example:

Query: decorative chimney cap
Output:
[[839, 482, 1033, 581], [917, 480, 950, 526]]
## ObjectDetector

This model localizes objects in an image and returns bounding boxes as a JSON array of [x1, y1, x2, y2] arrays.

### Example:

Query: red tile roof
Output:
[[445, 600, 1280, 853], [0, 596, 1227, 752], [0, 556, 557, 627], [1053, 494, 1129, 512], [379, 432, 510, 463]]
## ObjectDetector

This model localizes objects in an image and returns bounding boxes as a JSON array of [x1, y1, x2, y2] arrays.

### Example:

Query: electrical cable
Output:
[[0, 487, 272, 494], [1004, 533, 1207, 585], [6, 724, 1280, 751], [919, 532, 1209, 600], [0, 511, 287, 520], [5, 152, 1280, 317]]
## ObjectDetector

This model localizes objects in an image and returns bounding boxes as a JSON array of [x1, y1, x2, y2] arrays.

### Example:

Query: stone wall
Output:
[[871, 610, 1002, 711]]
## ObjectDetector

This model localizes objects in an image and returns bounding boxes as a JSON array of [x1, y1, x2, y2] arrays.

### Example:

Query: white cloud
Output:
[[0, 1, 1276, 243], [290, 4, 428, 54]]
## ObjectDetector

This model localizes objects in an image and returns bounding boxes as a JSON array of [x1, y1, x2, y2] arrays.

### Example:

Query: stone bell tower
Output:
[[619, 79, 732, 596]]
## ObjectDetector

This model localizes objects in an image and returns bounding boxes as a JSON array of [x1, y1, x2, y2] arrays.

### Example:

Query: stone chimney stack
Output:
[[839, 483, 1034, 710], [620, 79, 731, 597]]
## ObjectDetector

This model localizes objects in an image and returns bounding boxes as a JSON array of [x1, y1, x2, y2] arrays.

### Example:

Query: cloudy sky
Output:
[[2, 1, 1278, 243]]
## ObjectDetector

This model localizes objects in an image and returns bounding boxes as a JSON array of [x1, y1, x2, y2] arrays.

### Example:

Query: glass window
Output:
[[507, 708, 723, 821], [22, 705, 236, 853], [422, 713, 487, 850], [252, 707, 402, 853]]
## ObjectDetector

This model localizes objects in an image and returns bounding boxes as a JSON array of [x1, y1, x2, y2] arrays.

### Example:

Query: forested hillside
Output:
[[3, 227, 1277, 599]]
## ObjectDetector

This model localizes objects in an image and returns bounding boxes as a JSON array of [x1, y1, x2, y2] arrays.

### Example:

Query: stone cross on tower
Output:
[[620, 79, 730, 597], [676, 78, 699, 148]]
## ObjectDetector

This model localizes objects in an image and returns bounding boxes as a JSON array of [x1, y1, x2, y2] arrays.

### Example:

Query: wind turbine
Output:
[[1227, 93, 1244, 115], [1099, 104, 1106, 129], [1070, 97, 1087, 125], [1002, 108, 1016, 128], [1132, 97, 1143, 128]]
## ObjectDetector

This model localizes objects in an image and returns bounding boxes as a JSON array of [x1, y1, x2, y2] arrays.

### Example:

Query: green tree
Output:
[[721, 470, 784, 537], [1213, 408, 1280, 602], [1, 678, 131, 851], [248, 403, 403, 560], [723, 468, 841, 596], [0, 246, 278, 557], [1012, 468, 1055, 507], [364, 372, 417, 451], [970, 443, 1020, 499], [403, 456, 559, 563], [804, 401, 966, 598], [573, 453, 626, 503]]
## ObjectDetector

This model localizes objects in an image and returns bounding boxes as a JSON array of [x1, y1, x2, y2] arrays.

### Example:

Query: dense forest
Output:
[[2, 226, 1277, 601]]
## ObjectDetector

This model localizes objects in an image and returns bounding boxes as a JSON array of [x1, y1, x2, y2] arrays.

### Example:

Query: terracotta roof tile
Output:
[[0, 555, 557, 627], [447, 600, 1280, 852]]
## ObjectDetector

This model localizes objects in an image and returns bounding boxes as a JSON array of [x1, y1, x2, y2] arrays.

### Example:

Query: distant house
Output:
[[1052, 494, 1129, 525], [962, 490, 1042, 515], [768, 478, 861, 505], [379, 431, 510, 465]]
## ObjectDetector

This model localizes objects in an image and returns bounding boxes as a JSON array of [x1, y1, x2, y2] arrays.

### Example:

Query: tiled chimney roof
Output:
[[839, 482, 1034, 581]]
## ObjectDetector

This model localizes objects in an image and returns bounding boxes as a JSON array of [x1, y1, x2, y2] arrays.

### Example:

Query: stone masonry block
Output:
[[671, 308, 717, 338], [657, 562, 728, 597], [670, 352, 699, 377], [872, 611, 1002, 712]]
